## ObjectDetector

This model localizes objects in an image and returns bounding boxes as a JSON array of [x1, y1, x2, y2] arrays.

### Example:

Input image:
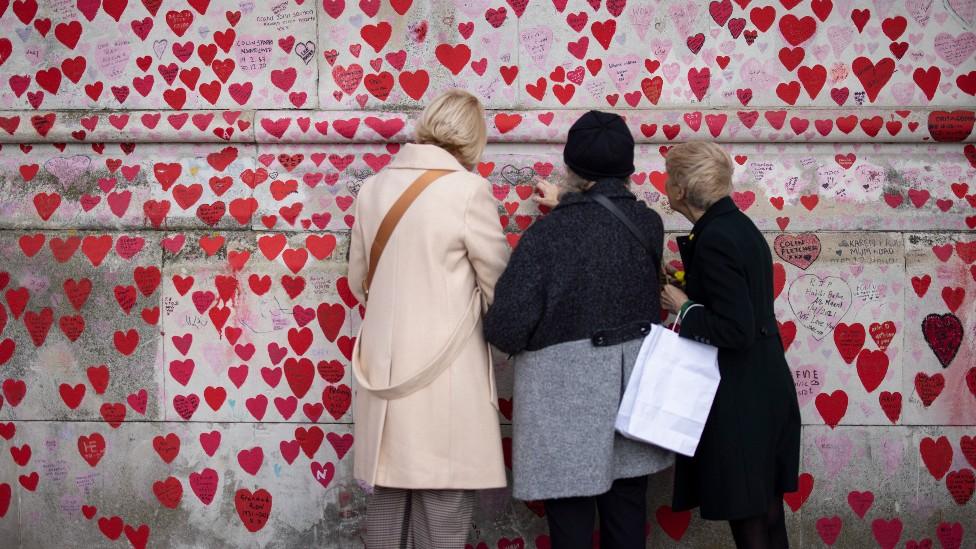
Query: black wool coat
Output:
[[671, 196, 801, 521], [484, 178, 664, 354]]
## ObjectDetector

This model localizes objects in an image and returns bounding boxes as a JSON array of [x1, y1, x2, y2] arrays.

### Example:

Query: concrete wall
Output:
[[0, 0, 974, 547]]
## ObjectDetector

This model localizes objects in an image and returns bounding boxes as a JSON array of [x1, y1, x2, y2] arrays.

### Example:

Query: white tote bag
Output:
[[615, 305, 721, 457]]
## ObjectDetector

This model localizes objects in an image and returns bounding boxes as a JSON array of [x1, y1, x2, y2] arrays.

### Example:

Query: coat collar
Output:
[[676, 196, 738, 267], [688, 196, 738, 241], [555, 178, 635, 210], [387, 143, 467, 171]]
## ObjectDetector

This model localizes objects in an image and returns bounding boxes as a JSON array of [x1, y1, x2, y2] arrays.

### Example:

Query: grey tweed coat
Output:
[[511, 338, 673, 500]]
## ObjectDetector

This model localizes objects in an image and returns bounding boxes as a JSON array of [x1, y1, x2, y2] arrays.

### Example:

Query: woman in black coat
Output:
[[659, 141, 801, 549]]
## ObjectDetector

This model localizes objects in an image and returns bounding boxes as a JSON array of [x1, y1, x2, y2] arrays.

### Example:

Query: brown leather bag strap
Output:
[[363, 169, 453, 300]]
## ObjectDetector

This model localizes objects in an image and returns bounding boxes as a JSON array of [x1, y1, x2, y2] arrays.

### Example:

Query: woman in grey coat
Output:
[[484, 111, 673, 549]]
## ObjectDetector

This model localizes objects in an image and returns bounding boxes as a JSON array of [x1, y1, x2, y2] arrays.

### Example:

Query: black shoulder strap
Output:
[[586, 189, 665, 285], [589, 192, 661, 273], [589, 193, 650, 251]]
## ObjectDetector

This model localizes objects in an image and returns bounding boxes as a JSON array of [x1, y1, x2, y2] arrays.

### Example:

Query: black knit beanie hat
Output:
[[563, 110, 635, 181]]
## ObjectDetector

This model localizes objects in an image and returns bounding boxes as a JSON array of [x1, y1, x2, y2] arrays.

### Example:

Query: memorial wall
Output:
[[0, 0, 973, 547]]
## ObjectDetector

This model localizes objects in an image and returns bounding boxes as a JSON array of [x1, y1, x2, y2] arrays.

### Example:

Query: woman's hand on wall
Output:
[[531, 177, 561, 208]]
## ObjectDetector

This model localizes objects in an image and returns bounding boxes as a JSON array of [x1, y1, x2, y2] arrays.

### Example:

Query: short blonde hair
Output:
[[665, 141, 734, 210], [415, 89, 487, 170]]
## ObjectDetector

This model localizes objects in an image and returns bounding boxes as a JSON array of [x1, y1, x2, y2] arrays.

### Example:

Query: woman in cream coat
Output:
[[347, 89, 510, 548]]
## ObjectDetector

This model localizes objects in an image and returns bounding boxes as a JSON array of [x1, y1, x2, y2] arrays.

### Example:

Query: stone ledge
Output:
[[0, 108, 972, 144]]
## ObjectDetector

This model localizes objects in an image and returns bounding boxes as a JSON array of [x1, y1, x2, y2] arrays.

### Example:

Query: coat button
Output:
[[595, 336, 605, 345], [761, 327, 769, 336], [640, 325, 649, 335]]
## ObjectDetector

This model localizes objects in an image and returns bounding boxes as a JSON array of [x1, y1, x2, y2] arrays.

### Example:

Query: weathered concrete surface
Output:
[[0, 231, 164, 422], [903, 233, 976, 426], [317, 0, 522, 110], [248, 109, 976, 144], [250, 143, 377, 233], [773, 232, 906, 427], [800, 426, 975, 548], [160, 231, 352, 424], [316, 0, 976, 109], [1, 420, 802, 548], [1, 0, 975, 547], [1, 142, 972, 233], [4, 109, 971, 144], [0, 111, 258, 143], [0, 3, 318, 110], [0, 421, 359, 548], [0, 143, 258, 230]]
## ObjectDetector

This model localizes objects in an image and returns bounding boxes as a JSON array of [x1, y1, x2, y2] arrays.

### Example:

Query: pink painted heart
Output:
[[790, 364, 824, 408], [816, 432, 854, 475], [934, 32, 976, 67]]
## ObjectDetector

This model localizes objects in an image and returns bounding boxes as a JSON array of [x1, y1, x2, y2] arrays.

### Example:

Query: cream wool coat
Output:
[[347, 143, 511, 489]]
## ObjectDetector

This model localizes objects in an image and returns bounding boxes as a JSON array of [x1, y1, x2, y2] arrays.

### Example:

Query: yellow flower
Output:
[[675, 271, 685, 282]]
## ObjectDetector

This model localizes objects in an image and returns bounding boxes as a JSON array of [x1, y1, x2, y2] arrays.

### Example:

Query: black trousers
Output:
[[543, 475, 648, 549]]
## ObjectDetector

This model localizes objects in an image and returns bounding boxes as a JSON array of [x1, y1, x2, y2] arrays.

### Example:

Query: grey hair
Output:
[[561, 169, 593, 193]]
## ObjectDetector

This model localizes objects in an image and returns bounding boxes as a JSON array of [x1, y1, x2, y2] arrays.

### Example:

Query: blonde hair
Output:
[[414, 89, 487, 170], [664, 141, 734, 210]]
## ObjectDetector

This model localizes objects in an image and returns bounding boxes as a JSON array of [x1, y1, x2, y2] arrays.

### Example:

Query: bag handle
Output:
[[588, 191, 661, 274], [352, 287, 483, 400], [363, 169, 453, 301], [673, 303, 704, 333]]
